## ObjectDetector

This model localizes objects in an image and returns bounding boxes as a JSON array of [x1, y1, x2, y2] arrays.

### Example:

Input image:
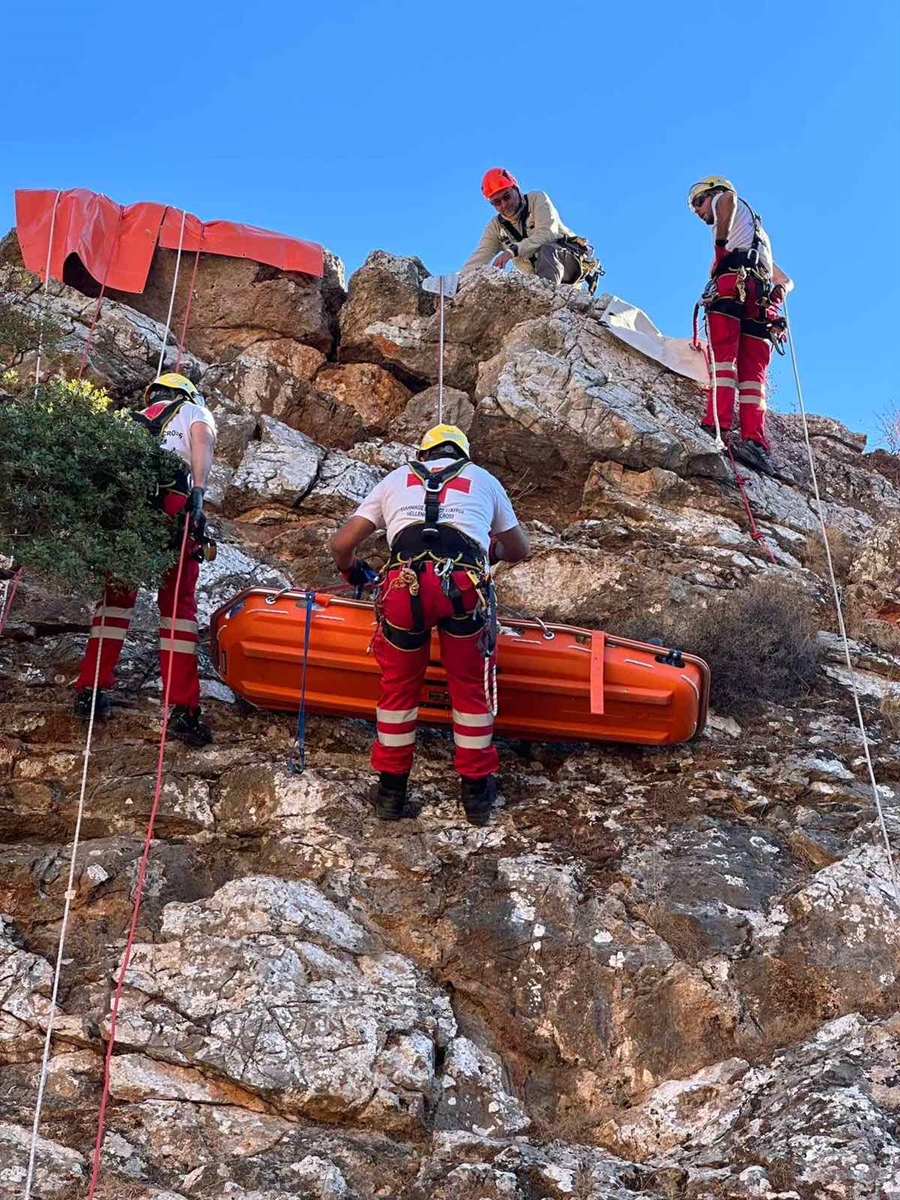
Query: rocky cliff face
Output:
[[1, 241, 899, 1200]]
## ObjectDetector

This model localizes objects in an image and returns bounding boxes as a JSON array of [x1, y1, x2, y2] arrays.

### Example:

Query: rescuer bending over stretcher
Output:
[[330, 424, 530, 826]]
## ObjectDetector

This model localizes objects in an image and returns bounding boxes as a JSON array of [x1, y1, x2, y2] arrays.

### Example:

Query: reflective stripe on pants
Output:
[[371, 564, 498, 779], [705, 272, 772, 449], [75, 492, 202, 707]]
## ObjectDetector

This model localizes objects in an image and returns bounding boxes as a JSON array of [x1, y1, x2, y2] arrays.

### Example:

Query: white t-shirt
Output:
[[354, 457, 519, 553], [142, 399, 218, 468], [712, 194, 773, 275]]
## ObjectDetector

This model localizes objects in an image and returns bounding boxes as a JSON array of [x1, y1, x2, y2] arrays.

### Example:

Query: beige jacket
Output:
[[461, 190, 576, 276]]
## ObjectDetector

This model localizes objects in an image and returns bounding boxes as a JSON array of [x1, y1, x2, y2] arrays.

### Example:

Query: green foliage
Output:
[[0, 295, 63, 368], [0, 379, 183, 591]]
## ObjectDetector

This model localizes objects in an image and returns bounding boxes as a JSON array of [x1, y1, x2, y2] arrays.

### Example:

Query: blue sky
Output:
[[1, 0, 897, 445]]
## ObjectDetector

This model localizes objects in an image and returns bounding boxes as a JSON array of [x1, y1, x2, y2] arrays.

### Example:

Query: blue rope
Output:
[[289, 590, 314, 774]]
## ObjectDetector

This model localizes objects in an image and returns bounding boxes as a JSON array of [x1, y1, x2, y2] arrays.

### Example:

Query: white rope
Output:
[[784, 299, 899, 909], [483, 658, 498, 717], [24, 619, 106, 1197], [437, 276, 445, 425], [155, 209, 187, 377], [33, 190, 62, 396]]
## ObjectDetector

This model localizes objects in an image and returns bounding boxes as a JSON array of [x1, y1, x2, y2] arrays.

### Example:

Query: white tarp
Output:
[[598, 295, 710, 386]]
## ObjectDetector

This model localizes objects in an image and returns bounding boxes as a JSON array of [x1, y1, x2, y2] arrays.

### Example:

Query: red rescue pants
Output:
[[704, 272, 771, 449], [372, 563, 498, 780], [75, 492, 201, 708]]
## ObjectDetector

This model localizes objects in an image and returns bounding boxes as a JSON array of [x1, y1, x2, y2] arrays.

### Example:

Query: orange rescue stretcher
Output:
[[210, 588, 711, 746]]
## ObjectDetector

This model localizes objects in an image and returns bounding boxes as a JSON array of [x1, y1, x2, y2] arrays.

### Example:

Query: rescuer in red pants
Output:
[[330, 424, 530, 825], [688, 176, 793, 476], [74, 374, 217, 746]]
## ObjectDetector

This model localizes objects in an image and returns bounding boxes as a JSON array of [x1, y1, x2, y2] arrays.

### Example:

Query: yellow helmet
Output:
[[143, 373, 204, 406], [420, 423, 470, 458], [687, 176, 736, 208]]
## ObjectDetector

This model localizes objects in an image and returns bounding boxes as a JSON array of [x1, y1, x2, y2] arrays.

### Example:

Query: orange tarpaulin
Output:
[[14, 187, 324, 293]]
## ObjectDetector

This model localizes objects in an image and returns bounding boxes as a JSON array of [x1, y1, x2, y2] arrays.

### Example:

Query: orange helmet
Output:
[[481, 167, 518, 200]]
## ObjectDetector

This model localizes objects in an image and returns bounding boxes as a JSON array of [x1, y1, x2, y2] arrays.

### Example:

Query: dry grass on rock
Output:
[[619, 577, 822, 717]]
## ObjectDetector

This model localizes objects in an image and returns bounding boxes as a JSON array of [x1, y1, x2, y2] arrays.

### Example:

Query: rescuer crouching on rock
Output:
[[73, 373, 217, 747], [461, 167, 602, 292], [330, 424, 530, 826]]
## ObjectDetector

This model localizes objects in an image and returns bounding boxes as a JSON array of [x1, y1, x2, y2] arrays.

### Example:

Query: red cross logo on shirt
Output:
[[406, 473, 472, 502]]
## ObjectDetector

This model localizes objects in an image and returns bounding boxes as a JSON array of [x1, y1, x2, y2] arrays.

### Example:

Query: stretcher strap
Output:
[[289, 590, 315, 774], [590, 631, 605, 715]]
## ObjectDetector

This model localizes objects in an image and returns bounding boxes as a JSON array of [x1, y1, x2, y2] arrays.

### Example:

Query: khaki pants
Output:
[[534, 242, 582, 285]]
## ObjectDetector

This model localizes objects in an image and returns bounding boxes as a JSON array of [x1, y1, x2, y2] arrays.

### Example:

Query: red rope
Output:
[[723, 439, 778, 565], [173, 242, 202, 373], [76, 207, 125, 383], [86, 515, 191, 1198], [0, 567, 23, 637]]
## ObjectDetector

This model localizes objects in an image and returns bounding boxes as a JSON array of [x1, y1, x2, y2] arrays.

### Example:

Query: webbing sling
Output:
[[407, 458, 471, 540], [130, 396, 189, 438]]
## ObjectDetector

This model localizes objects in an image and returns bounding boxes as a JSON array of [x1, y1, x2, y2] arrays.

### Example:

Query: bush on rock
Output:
[[0, 378, 181, 590]]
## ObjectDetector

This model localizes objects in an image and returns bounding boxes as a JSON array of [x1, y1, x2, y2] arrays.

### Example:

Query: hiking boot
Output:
[[73, 689, 112, 722], [170, 705, 213, 747], [460, 775, 497, 827], [374, 772, 411, 821], [729, 437, 777, 478]]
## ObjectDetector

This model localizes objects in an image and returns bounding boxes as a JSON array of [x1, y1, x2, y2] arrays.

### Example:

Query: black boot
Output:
[[170, 705, 213, 747], [460, 775, 497, 827], [729, 437, 777, 478], [73, 689, 112, 722], [374, 772, 410, 821]]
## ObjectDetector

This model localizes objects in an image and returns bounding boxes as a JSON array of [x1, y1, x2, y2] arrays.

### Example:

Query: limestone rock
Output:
[[0, 256, 206, 396], [301, 452, 385, 518], [390, 383, 474, 442], [434, 1036, 530, 1136], [0, 1122, 86, 1198], [107, 245, 346, 360], [599, 1012, 900, 1198], [203, 354, 365, 450], [112, 876, 456, 1130], [471, 312, 728, 507], [338, 250, 432, 372], [315, 362, 412, 433], [224, 416, 323, 515]]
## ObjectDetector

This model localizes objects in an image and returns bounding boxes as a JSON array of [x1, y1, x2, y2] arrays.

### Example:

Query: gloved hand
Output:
[[341, 559, 378, 588], [769, 283, 786, 307], [187, 487, 206, 540], [713, 242, 729, 268]]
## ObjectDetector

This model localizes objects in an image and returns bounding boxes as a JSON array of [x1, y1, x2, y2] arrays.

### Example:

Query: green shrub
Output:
[[0, 295, 62, 368], [0, 379, 182, 591], [619, 577, 822, 716]]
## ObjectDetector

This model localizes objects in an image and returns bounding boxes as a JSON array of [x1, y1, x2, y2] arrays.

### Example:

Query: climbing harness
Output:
[[32, 189, 62, 396], [496, 194, 603, 291], [407, 457, 472, 540], [23, 616, 109, 1199], [288, 590, 315, 774], [84, 516, 192, 1199], [784, 300, 899, 910]]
